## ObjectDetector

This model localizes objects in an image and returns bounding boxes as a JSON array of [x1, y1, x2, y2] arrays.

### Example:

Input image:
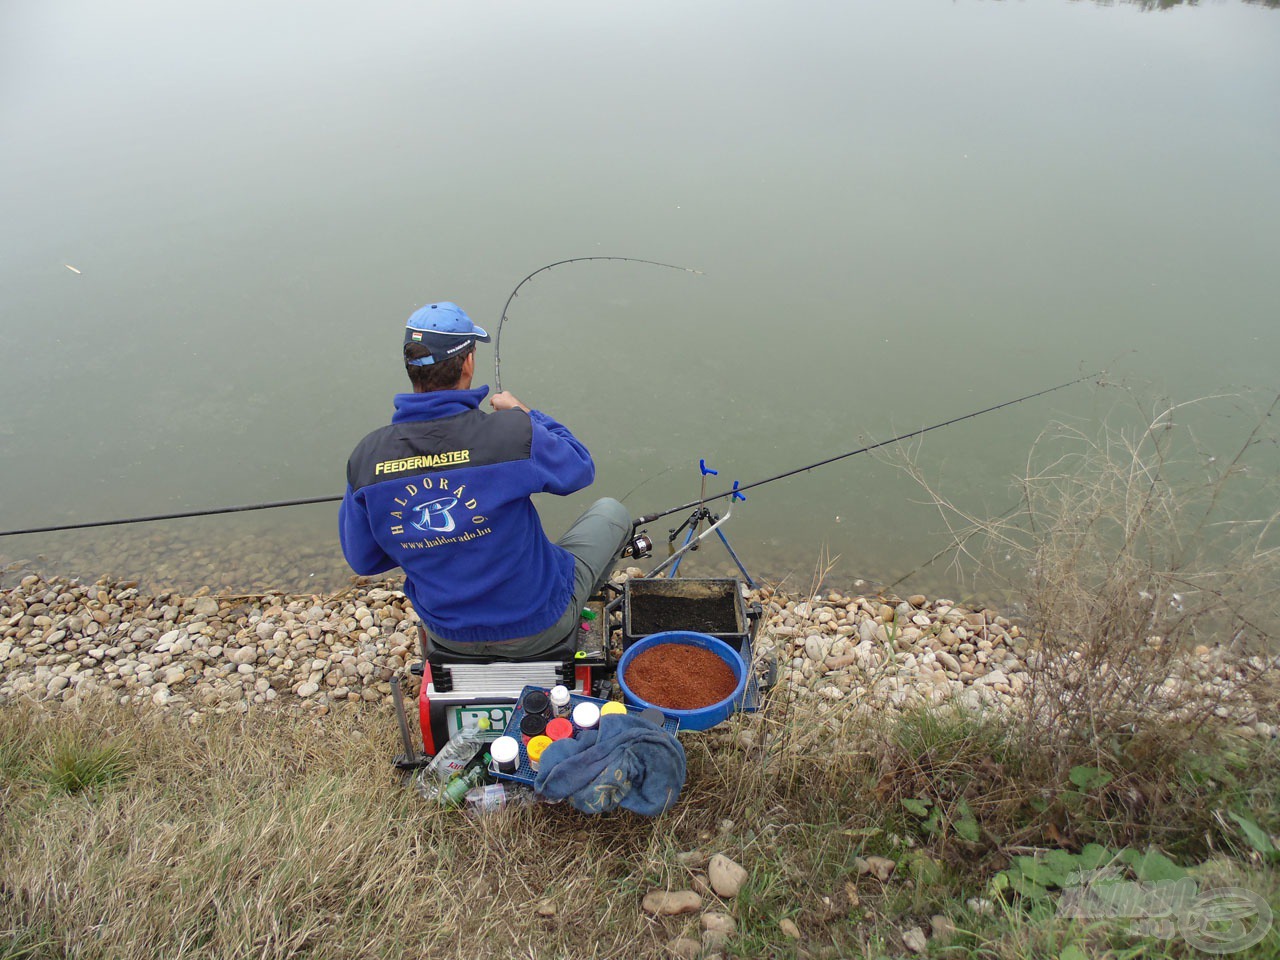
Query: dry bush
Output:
[[904, 389, 1280, 760]]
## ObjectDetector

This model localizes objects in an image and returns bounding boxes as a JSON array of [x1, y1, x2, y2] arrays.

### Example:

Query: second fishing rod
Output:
[[619, 371, 1102, 561]]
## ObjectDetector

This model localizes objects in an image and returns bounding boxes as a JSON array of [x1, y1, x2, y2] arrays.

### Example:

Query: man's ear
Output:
[[462, 352, 476, 378]]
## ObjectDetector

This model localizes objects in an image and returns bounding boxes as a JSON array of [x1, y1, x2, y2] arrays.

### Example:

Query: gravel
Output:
[[2, 573, 1274, 736]]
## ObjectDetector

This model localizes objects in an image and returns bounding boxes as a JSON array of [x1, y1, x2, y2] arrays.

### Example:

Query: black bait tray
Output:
[[489, 684, 680, 787], [621, 577, 749, 654]]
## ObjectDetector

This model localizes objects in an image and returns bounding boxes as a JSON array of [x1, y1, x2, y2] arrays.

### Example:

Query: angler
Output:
[[338, 301, 633, 661]]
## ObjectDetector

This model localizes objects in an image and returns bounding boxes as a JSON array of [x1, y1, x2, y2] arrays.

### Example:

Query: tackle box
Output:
[[417, 599, 609, 757], [488, 684, 680, 787]]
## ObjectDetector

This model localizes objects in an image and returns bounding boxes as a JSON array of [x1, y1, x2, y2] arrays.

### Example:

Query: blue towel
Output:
[[533, 712, 686, 816]]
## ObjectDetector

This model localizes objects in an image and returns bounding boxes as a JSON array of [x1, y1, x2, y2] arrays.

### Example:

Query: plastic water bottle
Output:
[[425, 715, 491, 783], [464, 781, 536, 815]]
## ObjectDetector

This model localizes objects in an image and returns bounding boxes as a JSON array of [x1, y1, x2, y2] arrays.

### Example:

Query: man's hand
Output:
[[490, 391, 530, 413]]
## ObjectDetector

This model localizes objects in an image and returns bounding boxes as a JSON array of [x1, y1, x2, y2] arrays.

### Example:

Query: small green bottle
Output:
[[441, 756, 488, 807]]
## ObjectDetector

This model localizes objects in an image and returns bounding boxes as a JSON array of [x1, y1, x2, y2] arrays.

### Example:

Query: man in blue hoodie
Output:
[[339, 302, 632, 658]]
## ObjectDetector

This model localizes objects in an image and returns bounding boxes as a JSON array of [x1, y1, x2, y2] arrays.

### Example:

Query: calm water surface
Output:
[[2, 0, 1278, 596]]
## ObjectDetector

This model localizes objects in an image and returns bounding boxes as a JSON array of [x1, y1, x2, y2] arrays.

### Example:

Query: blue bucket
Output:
[[617, 631, 748, 732]]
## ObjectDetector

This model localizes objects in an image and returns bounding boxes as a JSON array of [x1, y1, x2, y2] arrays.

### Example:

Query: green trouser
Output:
[[428, 497, 632, 658]]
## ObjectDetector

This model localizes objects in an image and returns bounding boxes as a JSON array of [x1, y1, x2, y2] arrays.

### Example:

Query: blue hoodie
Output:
[[339, 386, 594, 642]]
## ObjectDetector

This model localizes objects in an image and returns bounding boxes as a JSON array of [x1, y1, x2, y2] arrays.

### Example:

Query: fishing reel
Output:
[[621, 528, 653, 559]]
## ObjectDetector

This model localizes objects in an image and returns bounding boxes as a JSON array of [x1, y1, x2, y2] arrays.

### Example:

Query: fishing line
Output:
[[619, 466, 675, 505], [493, 256, 702, 392], [633, 371, 1103, 525]]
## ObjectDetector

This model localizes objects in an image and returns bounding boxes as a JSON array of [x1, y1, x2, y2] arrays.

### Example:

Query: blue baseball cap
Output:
[[403, 302, 491, 366]]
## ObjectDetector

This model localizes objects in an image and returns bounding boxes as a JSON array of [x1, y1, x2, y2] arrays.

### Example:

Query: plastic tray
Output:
[[489, 684, 680, 787]]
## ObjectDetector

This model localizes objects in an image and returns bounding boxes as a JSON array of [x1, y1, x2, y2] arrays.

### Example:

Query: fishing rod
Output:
[[0, 372, 1100, 540], [631, 371, 1102, 528], [493, 256, 702, 392], [0, 469, 692, 540], [0, 496, 342, 538]]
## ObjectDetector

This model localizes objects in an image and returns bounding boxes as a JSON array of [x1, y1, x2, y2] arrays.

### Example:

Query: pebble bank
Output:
[[1, 573, 1274, 740]]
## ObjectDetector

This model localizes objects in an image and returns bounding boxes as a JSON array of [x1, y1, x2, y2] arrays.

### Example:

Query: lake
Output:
[[2, 0, 1277, 598]]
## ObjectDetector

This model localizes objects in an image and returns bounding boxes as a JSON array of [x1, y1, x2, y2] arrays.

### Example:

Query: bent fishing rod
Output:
[[493, 256, 703, 392], [0, 371, 1099, 540], [631, 370, 1103, 526]]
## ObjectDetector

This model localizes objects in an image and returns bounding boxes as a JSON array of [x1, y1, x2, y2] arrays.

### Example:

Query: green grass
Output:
[[732, 862, 800, 956], [941, 865, 1280, 960], [39, 738, 132, 796], [0, 724, 35, 785], [0, 926, 59, 960]]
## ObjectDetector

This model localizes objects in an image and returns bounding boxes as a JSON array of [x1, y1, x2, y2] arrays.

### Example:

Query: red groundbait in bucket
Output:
[[617, 631, 747, 732]]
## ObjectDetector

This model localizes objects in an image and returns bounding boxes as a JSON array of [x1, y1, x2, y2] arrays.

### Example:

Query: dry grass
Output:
[[1, 703, 677, 960], [0, 695, 856, 960], [2, 687, 1278, 959], [0, 695, 896, 960], [1014, 396, 1278, 742]]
